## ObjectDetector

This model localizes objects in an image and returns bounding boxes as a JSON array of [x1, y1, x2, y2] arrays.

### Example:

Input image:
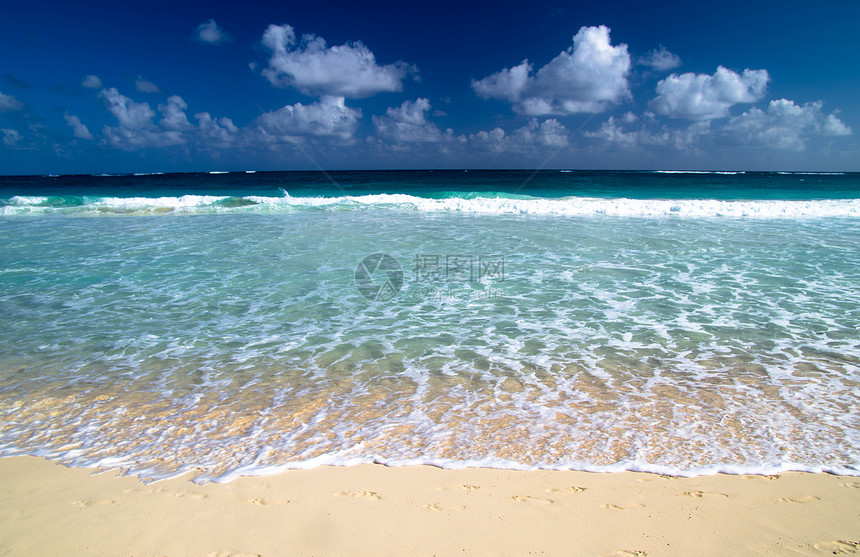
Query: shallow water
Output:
[[1, 171, 858, 481]]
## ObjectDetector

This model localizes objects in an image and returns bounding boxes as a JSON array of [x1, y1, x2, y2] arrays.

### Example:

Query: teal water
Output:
[[0, 171, 858, 481]]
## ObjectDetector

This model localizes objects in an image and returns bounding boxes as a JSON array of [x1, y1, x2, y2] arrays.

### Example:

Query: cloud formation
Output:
[[373, 98, 453, 143], [81, 75, 103, 89], [135, 78, 160, 94], [260, 24, 414, 98], [470, 119, 569, 151], [585, 112, 709, 150], [64, 114, 93, 140], [99, 88, 155, 130], [1, 128, 22, 148], [717, 99, 852, 150], [158, 96, 192, 131], [0, 90, 24, 112], [472, 25, 631, 115], [650, 66, 769, 120], [195, 19, 230, 44], [638, 46, 682, 71], [98, 88, 186, 149], [194, 112, 239, 147], [255, 95, 361, 140]]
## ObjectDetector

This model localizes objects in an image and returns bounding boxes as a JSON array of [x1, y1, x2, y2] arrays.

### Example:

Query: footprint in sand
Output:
[[812, 540, 859, 554], [421, 503, 466, 512], [683, 490, 728, 498], [778, 495, 821, 504], [742, 474, 781, 481], [72, 499, 114, 507], [841, 481, 860, 489], [161, 490, 208, 500], [334, 490, 381, 500], [509, 495, 554, 505], [600, 503, 645, 510], [546, 486, 588, 494], [245, 498, 289, 506], [124, 487, 208, 499]]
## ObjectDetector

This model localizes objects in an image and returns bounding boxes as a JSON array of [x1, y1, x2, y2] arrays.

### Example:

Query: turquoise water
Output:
[[0, 170, 858, 481]]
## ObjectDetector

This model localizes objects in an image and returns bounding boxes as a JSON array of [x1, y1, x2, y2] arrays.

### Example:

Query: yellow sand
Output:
[[0, 456, 857, 556]]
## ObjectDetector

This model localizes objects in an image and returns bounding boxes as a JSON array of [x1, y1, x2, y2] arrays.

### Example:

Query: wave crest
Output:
[[2, 193, 860, 218]]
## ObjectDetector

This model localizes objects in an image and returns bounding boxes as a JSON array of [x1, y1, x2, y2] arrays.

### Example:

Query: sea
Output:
[[0, 169, 858, 482]]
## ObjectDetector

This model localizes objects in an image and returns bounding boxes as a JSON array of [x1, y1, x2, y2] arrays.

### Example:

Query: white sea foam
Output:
[[777, 171, 845, 175], [653, 170, 744, 175], [4, 193, 859, 218], [8, 195, 49, 205]]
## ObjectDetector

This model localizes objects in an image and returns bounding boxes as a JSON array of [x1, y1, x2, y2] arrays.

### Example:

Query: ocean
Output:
[[0, 170, 858, 482]]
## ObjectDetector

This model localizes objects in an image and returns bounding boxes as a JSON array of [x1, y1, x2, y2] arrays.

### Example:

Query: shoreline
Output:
[[1, 456, 857, 556]]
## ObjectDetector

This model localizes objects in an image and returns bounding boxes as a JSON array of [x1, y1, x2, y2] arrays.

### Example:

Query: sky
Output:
[[1, 0, 858, 174]]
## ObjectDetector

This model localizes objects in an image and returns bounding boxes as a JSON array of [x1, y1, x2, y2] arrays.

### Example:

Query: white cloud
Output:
[[101, 126, 184, 149], [1, 128, 21, 147], [585, 115, 710, 150], [195, 112, 239, 145], [373, 98, 454, 143], [64, 114, 93, 140], [512, 118, 569, 147], [158, 96, 192, 131], [650, 66, 768, 120], [717, 99, 852, 150], [470, 118, 569, 151], [638, 46, 681, 71], [472, 25, 631, 115], [99, 87, 155, 130], [472, 60, 533, 104], [98, 88, 189, 149], [255, 95, 361, 140], [260, 24, 415, 98], [81, 75, 103, 89], [135, 78, 160, 94], [195, 19, 230, 44], [0, 90, 24, 112]]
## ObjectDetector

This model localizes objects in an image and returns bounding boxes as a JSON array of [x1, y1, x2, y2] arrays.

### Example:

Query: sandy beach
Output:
[[0, 456, 857, 556]]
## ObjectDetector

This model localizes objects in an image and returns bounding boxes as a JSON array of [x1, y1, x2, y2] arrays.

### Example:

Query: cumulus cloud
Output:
[[585, 113, 710, 150], [158, 96, 192, 131], [638, 46, 681, 71], [64, 114, 93, 140], [99, 87, 155, 130], [135, 78, 160, 94], [98, 88, 188, 149], [717, 99, 852, 150], [195, 112, 239, 145], [0, 90, 25, 112], [1, 128, 22, 148], [470, 119, 569, 151], [472, 25, 631, 115], [81, 75, 103, 89], [260, 23, 415, 98], [195, 19, 230, 44], [373, 98, 455, 143], [255, 95, 361, 140], [650, 66, 769, 120]]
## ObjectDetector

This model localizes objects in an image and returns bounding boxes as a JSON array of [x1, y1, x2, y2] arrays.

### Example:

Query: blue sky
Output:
[[1, 0, 858, 174]]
